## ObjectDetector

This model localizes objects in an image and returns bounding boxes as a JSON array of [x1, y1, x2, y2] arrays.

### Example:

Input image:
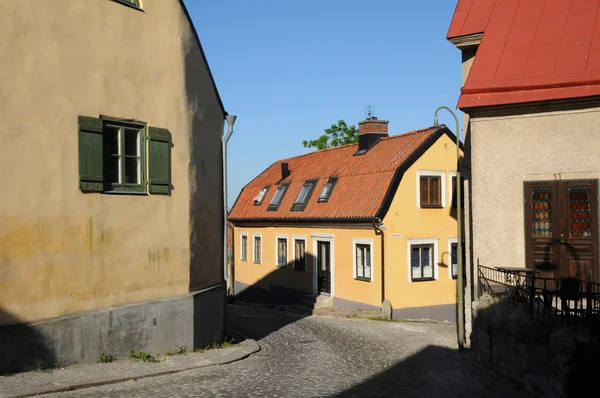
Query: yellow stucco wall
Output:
[[382, 133, 462, 312], [0, 0, 224, 325], [234, 226, 382, 307]]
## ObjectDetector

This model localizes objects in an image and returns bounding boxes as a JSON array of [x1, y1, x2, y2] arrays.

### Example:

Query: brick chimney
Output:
[[356, 117, 389, 154]]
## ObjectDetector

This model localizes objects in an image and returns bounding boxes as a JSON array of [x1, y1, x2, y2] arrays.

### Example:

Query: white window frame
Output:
[[253, 232, 262, 264], [275, 234, 289, 267], [416, 170, 446, 208], [240, 232, 248, 261], [353, 238, 374, 282], [448, 237, 465, 279], [407, 238, 438, 282], [292, 234, 308, 271]]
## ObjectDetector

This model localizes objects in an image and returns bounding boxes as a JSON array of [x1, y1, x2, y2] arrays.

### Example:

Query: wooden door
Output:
[[317, 241, 331, 294], [525, 180, 598, 281]]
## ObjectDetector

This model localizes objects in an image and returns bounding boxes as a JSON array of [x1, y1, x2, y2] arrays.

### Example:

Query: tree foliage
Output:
[[302, 120, 359, 150]]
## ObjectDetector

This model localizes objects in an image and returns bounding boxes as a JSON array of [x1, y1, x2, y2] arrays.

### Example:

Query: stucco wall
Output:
[[469, 108, 600, 270], [0, 0, 224, 325], [234, 226, 381, 307], [383, 133, 461, 315]]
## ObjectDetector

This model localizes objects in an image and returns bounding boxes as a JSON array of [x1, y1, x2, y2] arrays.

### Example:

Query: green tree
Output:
[[302, 120, 359, 150]]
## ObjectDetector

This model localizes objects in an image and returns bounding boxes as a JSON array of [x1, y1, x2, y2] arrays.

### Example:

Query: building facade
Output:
[[448, 0, 600, 339], [0, 0, 227, 372], [229, 118, 463, 321]]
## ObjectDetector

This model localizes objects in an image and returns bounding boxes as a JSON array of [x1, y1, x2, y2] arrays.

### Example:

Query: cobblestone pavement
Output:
[[50, 305, 532, 398]]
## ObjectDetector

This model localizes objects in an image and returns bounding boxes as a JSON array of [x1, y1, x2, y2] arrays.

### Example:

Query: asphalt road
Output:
[[51, 305, 532, 397]]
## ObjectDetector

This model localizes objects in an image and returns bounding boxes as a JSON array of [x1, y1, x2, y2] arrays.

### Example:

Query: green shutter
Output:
[[78, 116, 104, 192], [147, 126, 171, 195]]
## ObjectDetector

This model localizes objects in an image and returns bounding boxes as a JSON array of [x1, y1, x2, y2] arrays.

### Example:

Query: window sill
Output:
[[276, 264, 287, 268], [241, 258, 247, 262], [103, 190, 148, 196], [355, 277, 372, 282], [253, 261, 261, 265], [420, 205, 443, 209], [411, 278, 436, 282]]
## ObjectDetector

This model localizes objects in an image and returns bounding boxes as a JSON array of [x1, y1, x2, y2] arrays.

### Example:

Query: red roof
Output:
[[229, 126, 451, 222], [448, 0, 600, 108]]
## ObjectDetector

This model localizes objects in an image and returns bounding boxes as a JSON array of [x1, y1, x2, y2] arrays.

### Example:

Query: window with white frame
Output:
[[353, 238, 373, 281], [417, 171, 445, 208], [409, 240, 437, 282], [241, 234, 248, 261], [253, 234, 262, 263], [449, 240, 466, 279], [277, 237, 288, 267]]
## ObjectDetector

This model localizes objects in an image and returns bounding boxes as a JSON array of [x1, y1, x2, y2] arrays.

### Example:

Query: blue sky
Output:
[[185, 0, 462, 208]]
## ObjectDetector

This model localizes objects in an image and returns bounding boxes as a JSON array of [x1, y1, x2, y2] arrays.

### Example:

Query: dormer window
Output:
[[318, 177, 338, 203], [267, 183, 289, 211], [253, 187, 269, 206], [291, 180, 317, 211]]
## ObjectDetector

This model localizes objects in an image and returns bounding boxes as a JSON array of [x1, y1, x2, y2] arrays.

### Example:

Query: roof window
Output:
[[291, 180, 317, 211], [267, 183, 289, 211], [318, 177, 338, 203], [253, 187, 269, 206]]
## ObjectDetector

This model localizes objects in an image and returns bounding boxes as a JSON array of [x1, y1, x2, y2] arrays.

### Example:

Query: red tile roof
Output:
[[229, 126, 452, 222], [448, 0, 600, 108]]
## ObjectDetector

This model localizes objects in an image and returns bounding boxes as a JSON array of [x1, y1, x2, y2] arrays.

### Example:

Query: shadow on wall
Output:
[[0, 310, 55, 375], [233, 253, 318, 307]]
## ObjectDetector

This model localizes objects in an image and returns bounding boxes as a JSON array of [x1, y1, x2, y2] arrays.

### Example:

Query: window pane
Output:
[[104, 126, 120, 184], [411, 247, 421, 279], [420, 177, 429, 206], [319, 183, 331, 199], [124, 157, 140, 184], [357, 263, 364, 278], [271, 186, 285, 205], [296, 184, 310, 204], [124, 128, 140, 157], [430, 177, 441, 206], [365, 264, 371, 279], [422, 247, 433, 278], [242, 236, 247, 259]]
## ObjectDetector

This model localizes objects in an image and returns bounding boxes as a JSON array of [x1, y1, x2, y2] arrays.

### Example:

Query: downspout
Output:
[[373, 217, 385, 304], [223, 115, 236, 290]]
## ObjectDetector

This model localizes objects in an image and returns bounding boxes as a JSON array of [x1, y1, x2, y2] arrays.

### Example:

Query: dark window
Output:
[[356, 244, 371, 281], [254, 236, 262, 263], [291, 180, 317, 211], [277, 238, 288, 267], [294, 240, 306, 271], [318, 177, 338, 203], [241, 235, 248, 261], [411, 244, 435, 281], [267, 184, 288, 211], [113, 0, 142, 9], [78, 116, 171, 195], [451, 176, 465, 208], [451, 242, 466, 279], [420, 176, 442, 207]]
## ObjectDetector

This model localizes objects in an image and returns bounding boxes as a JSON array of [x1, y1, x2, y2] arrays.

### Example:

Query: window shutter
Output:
[[147, 126, 171, 195], [78, 116, 104, 192]]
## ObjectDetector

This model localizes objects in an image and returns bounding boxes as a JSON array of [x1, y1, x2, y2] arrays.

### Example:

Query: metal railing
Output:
[[477, 261, 600, 332]]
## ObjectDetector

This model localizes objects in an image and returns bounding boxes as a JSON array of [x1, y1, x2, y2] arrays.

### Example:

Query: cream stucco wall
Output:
[[0, 0, 224, 325], [383, 132, 462, 311], [469, 108, 600, 271]]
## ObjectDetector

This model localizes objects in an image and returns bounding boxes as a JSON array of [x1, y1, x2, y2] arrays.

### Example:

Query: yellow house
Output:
[[229, 117, 463, 322], [0, 0, 228, 373]]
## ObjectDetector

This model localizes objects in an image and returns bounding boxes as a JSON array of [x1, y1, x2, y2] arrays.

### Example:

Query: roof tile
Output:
[[229, 127, 444, 221]]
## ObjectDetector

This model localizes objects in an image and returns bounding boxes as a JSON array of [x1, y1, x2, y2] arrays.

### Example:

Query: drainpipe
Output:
[[223, 115, 237, 291], [373, 217, 385, 304]]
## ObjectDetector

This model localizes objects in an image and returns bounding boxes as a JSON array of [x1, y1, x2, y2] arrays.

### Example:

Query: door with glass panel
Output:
[[525, 180, 598, 280], [317, 241, 331, 294]]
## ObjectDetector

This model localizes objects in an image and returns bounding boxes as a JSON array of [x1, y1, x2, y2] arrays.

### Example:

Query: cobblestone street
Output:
[[50, 305, 532, 398]]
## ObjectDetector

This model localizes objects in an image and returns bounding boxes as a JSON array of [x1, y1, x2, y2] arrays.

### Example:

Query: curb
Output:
[[7, 340, 260, 398], [228, 326, 271, 357]]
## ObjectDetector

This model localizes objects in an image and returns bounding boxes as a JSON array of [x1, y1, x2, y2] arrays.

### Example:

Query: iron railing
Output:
[[477, 261, 600, 332]]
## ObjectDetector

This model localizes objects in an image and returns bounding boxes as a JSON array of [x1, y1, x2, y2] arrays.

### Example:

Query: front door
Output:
[[525, 180, 599, 280], [317, 241, 331, 294]]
